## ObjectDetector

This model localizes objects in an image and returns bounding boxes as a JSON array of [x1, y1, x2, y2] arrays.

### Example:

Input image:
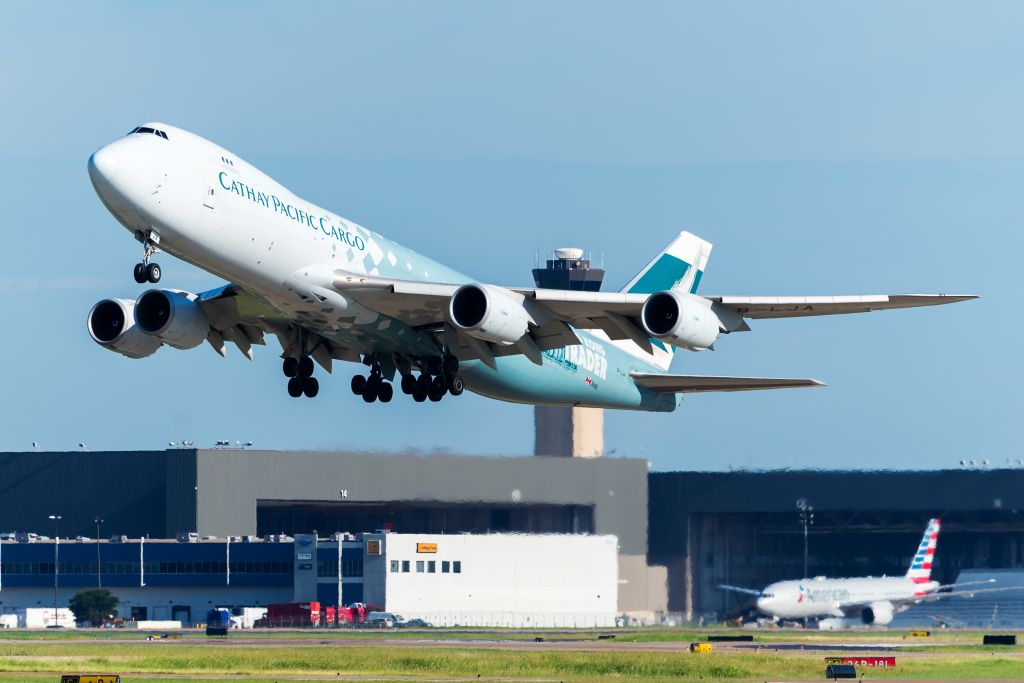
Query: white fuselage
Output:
[[87, 122, 677, 411], [756, 576, 938, 622]]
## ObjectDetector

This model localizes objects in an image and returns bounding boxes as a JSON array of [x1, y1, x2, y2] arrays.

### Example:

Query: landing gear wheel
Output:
[[416, 373, 432, 396], [283, 357, 299, 378], [426, 356, 443, 376], [302, 376, 319, 398], [298, 356, 315, 378], [378, 382, 393, 403], [443, 355, 459, 377], [400, 374, 416, 395], [428, 376, 447, 402], [412, 387, 427, 402], [351, 375, 367, 395], [145, 263, 161, 283], [287, 377, 303, 398], [449, 375, 465, 396], [133, 263, 147, 284], [362, 375, 380, 403]]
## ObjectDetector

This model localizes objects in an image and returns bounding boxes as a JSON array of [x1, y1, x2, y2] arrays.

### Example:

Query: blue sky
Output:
[[0, 2, 1020, 470]]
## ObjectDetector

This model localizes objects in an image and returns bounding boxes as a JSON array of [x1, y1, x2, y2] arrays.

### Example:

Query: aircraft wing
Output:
[[334, 274, 975, 363], [703, 294, 977, 319], [633, 373, 825, 393], [719, 584, 763, 597]]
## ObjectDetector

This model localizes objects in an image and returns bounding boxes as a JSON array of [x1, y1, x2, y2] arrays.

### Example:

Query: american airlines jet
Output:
[[721, 520, 1012, 628], [86, 123, 974, 408]]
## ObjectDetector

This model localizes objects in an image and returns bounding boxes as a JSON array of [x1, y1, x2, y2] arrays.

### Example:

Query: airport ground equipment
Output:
[[689, 642, 713, 653], [204, 608, 229, 636], [983, 634, 1017, 645], [824, 663, 857, 679]]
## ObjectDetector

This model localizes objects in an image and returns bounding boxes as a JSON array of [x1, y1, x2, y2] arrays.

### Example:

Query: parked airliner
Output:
[[721, 519, 1012, 628], [86, 123, 974, 408]]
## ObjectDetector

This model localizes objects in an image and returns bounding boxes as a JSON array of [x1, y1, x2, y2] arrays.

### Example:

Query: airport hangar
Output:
[[1, 447, 1023, 622]]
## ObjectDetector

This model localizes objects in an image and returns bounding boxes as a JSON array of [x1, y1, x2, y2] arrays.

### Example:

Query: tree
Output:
[[68, 588, 119, 626]]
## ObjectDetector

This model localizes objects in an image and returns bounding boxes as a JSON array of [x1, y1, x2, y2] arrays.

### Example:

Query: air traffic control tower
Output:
[[532, 248, 605, 458]]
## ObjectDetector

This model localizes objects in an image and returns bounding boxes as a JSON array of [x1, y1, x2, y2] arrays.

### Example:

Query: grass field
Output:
[[0, 628, 1019, 682]]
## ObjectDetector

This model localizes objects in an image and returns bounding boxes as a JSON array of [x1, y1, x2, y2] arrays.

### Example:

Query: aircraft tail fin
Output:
[[620, 231, 713, 296], [619, 231, 713, 371], [906, 518, 941, 582]]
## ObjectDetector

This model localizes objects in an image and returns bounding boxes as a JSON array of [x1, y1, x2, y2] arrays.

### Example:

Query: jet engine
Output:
[[133, 289, 210, 350], [449, 284, 530, 345], [640, 290, 722, 351], [87, 298, 162, 359], [860, 601, 894, 626]]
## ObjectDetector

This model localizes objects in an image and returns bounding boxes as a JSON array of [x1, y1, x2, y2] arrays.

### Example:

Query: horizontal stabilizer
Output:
[[633, 372, 825, 394]]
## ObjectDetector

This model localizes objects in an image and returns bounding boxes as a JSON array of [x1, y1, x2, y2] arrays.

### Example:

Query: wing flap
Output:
[[633, 372, 825, 393]]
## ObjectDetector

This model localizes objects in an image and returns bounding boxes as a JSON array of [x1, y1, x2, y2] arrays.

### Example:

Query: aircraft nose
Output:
[[88, 145, 118, 183]]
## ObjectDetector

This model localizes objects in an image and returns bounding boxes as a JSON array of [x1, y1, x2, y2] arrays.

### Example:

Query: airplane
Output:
[[720, 519, 1017, 628], [85, 123, 975, 409]]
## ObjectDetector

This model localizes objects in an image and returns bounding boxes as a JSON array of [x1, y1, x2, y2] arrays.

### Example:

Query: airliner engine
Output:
[[133, 289, 210, 350], [640, 290, 722, 351], [860, 601, 895, 625], [448, 284, 530, 345], [87, 298, 162, 359]]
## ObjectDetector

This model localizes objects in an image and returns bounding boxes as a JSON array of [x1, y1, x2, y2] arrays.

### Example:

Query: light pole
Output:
[[94, 517, 104, 588], [796, 499, 813, 578], [48, 515, 61, 625]]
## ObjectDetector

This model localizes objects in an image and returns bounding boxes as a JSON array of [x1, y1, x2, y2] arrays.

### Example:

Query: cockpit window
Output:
[[127, 126, 169, 140]]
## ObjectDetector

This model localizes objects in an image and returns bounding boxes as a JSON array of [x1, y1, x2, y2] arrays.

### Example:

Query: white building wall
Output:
[[378, 533, 618, 627]]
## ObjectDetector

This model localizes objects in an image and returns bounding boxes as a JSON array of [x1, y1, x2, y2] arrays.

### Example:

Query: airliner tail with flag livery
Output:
[[721, 519, 1018, 628]]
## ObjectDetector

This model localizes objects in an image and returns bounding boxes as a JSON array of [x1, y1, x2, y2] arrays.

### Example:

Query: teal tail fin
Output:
[[619, 231, 713, 371], [620, 231, 713, 295]]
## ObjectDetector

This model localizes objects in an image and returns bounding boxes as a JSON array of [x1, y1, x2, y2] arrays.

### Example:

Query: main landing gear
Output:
[[283, 355, 319, 398], [133, 234, 161, 284], [352, 354, 464, 404]]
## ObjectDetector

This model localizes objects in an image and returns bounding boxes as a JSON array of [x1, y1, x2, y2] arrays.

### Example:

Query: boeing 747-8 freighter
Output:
[[86, 123, 974, 408]]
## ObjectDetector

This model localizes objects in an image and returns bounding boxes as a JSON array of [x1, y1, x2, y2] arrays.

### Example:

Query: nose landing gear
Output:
[[133, 232, 162, 284]]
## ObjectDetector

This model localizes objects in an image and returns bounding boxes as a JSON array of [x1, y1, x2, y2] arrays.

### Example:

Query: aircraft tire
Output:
[[412, 388, 427, 402], [449, 375, 465, 396], [416, 373, 432, 394], [378, 382, 393, 403], [351, 375, 367, 395], [287, 377, 303, 398], [443, 355, 459, 376], [426, 356, 443, 376], [298, 356, 314, 378], [283, 357, 299, 378], [400, 374, 416, 394], [431, 376, 448, 397], [133, 263, 147, 283], [146, 263, 161, 283], [302, 376, 319, 398]]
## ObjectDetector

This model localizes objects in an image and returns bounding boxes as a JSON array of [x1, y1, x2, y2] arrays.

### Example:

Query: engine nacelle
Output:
[[449, 284, 530, 345], [87, 298, 162, 359], [640, 290, 722, 351], [860, 601, 894, 626], [134, 289, 210, 350]]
